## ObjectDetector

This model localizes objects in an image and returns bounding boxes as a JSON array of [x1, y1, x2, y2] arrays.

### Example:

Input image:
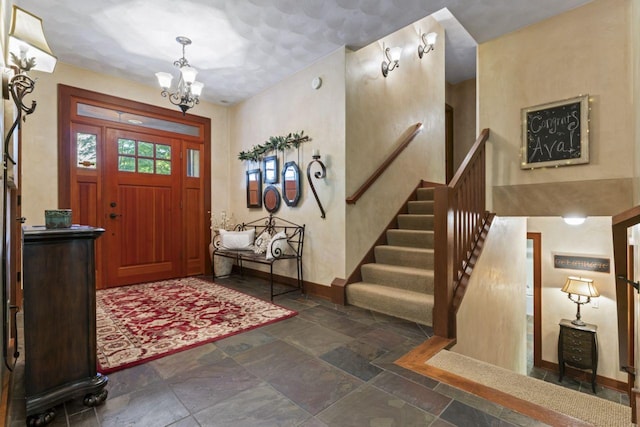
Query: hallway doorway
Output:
[[526, 232, 542, 373]]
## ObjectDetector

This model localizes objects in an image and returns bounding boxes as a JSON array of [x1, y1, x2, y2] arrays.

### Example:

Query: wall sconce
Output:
[[563, 215, 586, 225], [418, 32, 438, 58], [381, 45, 402, 78], [307, 149, 327, 219], [561, 276, 599, 326], [3, 6, 57, 165]]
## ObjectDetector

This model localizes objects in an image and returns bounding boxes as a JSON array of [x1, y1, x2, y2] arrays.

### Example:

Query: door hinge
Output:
[[17, 194, 21, 206], [16, 272, 20, 283]]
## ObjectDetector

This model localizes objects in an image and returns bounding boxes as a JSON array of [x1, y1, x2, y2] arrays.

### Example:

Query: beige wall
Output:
[[20, 62, 229, 227], [229, 48, 347, 286], [447, 78, 477, 170], [461, 0, 635, 383], [634, 0, 640, 204], [479, 0, 634, 216], [453, 217, 528, 374], [345, 15, 445, 272], [528, 217, 625, 383]]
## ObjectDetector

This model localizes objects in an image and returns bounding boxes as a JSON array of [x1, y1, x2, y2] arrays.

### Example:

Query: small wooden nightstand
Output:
[[558, 318, 598, 392]]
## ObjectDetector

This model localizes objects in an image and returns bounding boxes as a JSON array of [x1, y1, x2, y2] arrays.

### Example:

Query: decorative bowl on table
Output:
[[45, 209, 72, 229]]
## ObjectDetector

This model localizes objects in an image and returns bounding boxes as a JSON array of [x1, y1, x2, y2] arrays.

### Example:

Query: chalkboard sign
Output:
[[521, 95, 589, 169]]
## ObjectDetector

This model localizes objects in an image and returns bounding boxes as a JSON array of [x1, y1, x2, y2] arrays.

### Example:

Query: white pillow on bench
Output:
[[219, 229, 255, 250], [253, 231, 271, 254], [266, 231, 288, 260]]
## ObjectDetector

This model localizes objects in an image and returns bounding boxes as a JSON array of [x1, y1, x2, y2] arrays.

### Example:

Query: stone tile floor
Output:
[[8, 276, 627, 426]]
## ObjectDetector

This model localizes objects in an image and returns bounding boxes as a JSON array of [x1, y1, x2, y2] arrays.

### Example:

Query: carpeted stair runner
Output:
[[347, 187, 435, 325]]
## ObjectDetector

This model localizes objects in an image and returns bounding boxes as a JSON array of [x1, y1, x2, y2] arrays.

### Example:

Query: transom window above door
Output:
[[117, 138, 172, 175]]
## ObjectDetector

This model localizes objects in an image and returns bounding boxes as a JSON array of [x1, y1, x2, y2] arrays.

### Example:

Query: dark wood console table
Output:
[[557, 318, 598, 393], [22, 226, 108, 425]]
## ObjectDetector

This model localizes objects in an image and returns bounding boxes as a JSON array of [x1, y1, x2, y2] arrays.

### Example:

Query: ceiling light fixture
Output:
[[418, 31, 438, 58], [563, 216, 586, 225], [381, 45, 402, 78], [155, 36, 204, 115]]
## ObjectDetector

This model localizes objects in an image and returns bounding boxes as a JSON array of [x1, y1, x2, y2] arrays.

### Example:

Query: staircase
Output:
[[346, 187, 435, 326]]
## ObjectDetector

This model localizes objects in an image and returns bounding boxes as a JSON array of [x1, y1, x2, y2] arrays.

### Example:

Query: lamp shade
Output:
[[155, 72, 173, 89], [180, 66, 198, 85], [191, 81, 204, 97], [425, 32, 438, 45], [8, 6, 57, 73], [561, 276, 600, 298]]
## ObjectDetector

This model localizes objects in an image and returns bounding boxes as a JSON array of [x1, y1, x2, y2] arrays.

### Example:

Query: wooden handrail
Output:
[[433, 129, 491, 339], [346, 122, 423, 204], [449, 128, 490, 187]]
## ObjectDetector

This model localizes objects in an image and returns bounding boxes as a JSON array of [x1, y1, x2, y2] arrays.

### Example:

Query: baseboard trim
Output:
[[225, 267, 332, 301], [540, 359, 628, 393], [330, 278, 347, 305]]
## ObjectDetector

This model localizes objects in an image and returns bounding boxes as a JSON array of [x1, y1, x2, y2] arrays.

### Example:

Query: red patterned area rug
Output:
[[96, 277, 297, 373]]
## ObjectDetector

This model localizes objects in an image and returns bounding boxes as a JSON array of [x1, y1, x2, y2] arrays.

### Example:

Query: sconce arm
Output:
[[3, 73, 37, 167]]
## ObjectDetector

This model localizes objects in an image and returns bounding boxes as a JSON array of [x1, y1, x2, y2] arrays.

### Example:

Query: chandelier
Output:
[[155, 36, 204, 115]]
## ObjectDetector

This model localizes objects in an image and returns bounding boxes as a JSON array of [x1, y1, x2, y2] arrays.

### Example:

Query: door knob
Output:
[[109, 213, 121, 219]]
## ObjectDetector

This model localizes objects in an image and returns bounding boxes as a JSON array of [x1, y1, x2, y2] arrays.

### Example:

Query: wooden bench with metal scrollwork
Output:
[[212, 215, 305, 300]]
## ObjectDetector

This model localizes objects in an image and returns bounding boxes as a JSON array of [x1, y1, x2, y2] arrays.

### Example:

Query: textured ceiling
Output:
[[14, 0, 592, 106]]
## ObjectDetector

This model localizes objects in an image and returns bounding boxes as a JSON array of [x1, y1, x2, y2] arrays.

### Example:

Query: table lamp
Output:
[[561, 276, 599, 326]]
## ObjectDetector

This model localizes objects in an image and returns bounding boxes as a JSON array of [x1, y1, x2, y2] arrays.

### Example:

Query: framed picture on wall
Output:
[[263, 155, 278, 184], [521, 95, 589, 169], [246, 169, 262, 208]]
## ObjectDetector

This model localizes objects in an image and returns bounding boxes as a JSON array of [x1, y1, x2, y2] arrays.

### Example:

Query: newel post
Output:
[[433, 186, 456, 338]]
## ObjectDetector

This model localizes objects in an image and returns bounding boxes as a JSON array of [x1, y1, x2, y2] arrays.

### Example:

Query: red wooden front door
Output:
[[103, 129, 182, 287]]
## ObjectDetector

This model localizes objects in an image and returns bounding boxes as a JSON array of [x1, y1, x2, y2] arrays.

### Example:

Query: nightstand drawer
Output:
[[562, 328, 592, 347], [563, 347, 593, 367]]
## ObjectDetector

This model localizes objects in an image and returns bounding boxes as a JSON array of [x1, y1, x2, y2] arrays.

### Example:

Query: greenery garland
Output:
[[238, 131, 310, 162]]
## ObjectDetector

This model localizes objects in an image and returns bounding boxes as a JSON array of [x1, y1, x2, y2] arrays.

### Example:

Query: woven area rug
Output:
[[96, 277, 297, 373], [426, 350, 630, 427]]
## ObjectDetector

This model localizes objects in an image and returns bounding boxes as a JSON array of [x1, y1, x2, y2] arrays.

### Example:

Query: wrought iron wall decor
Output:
[[307, 151, 326, 218]]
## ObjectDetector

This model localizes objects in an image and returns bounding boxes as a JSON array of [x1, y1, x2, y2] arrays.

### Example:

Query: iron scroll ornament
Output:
[[306, 154, 326, 218]]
